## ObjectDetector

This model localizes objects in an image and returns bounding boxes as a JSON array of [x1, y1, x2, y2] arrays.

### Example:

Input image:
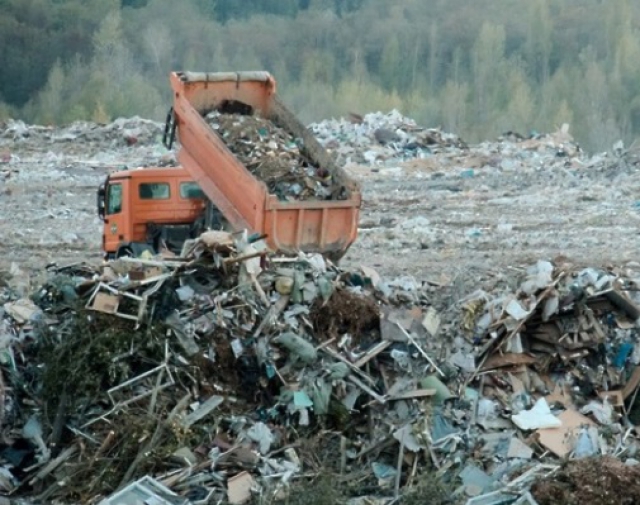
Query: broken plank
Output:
[[395, 323, 445, 377], [322, 347, 377, 386], [353, 341, 392, 368], [387, 389, 437, 401], [481, 353, 537, 371], [181, 395, 224, 428], [624, 366, 640, 399], [599, 390, 624, 407], [29, 445, 78, 485], [347, 375, 386, 404], [603, 289, 640, 320]]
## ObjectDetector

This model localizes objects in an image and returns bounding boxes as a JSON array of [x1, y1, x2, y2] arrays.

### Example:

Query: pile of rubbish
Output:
[[309, 110, 640, 180], [309, 110, 467, 167], [1, 117, 164, 150], [3, 235, 640, 504], [206, 112, 342, 201]]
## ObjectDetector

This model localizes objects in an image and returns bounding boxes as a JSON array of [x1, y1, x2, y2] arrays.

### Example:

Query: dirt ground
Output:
[[3, 139, 640, 288], [342, 161, 640, 280]]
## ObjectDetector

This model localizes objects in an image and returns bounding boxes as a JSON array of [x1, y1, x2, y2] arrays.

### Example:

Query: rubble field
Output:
[[2, 113, 640, 504]]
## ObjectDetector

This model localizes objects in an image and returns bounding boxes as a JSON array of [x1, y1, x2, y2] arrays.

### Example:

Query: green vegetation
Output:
[[2, 0, 640, 151]]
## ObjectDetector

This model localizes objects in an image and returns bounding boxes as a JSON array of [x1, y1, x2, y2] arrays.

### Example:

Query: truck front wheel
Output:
[[115, 244, 134, 258]]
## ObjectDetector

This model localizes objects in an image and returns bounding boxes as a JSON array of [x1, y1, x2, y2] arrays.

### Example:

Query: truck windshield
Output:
[[107, 183, 122, 214], [180, 181, 205, 199]]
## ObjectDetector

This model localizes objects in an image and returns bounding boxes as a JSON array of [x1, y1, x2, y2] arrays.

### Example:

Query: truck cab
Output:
[[97, 167, 208, 258]]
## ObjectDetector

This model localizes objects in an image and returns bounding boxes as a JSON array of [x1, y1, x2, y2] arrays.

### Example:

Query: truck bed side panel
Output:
[[170, 71, 361, 259]]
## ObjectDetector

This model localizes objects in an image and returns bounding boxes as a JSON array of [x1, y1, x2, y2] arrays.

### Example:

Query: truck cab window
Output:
[[139, 183, 170, 199], [180, 181, 206, 199], [107, 183, 123, 214]]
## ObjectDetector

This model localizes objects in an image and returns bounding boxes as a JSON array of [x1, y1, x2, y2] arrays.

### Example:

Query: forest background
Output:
[[1, 0, 638, 152]]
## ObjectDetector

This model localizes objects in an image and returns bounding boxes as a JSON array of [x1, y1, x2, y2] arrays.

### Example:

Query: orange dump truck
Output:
[[98, 71, 361, 260]]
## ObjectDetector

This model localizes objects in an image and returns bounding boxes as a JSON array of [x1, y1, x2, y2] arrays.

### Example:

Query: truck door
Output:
[[103, 180, 129, 253]]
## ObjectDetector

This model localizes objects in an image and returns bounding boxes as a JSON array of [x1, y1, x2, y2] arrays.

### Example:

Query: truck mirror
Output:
[[97, 184, 106, 221]]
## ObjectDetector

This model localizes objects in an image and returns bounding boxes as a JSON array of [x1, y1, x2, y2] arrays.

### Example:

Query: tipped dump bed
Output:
[[169, 71, 361, 259]]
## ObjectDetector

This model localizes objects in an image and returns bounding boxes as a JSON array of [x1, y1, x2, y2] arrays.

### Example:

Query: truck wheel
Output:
[[115, 245, 134, 258]]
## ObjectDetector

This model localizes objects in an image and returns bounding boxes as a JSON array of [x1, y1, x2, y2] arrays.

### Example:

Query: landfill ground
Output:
[[4, 115, 640, 505], [2, 119, 640, 283]]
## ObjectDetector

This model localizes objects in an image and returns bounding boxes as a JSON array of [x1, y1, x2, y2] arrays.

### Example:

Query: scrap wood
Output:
[[482, 273, 567, 356], [394, 435, 405, 499], [0, 370, 4, 428], [535, 409, 595, 457], [545, 383, 575, 408], [250, 272, 270, 306], [321, 347, 377, 386], [481, 352, 538, 371], [199, 230, 235, 249], [180, 395, 224, 428], [598, 390, 624, 408], [387, 388, 437, 401], [227, 471, 256, 505], [602, 289, 640, 320], [117, 256, 188, 268], [468, 274, 567, 391], [95, 430, 117, 459], [147, 365, 167, 416], [395, 323, 445, 377], [623, 366, 640, 399], [158, 459, 214, 488], [118, 393, 191, 488], [253, 295, 289, 338], [339, 436, 347, 474], [353, 340, 392, 368], [223, 250, 267, 266], [28, 444, 78, 486], [354, 436, 395, 459], [50, 390, 69, 452], [348, 375, 386, 404]]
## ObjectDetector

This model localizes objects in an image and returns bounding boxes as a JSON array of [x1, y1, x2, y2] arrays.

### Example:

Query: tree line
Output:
[[1, 0, 639, 152]]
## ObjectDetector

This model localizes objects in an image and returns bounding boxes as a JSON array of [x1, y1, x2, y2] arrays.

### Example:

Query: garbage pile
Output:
[[309, 110, 467, 167], [455, 260, 640, 504], [206, 112, 342, 201], [0, 230, 431, 504], [1, 117, 164, 151], [3, 239, 640, 504], [309, 111, 640, 179]]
